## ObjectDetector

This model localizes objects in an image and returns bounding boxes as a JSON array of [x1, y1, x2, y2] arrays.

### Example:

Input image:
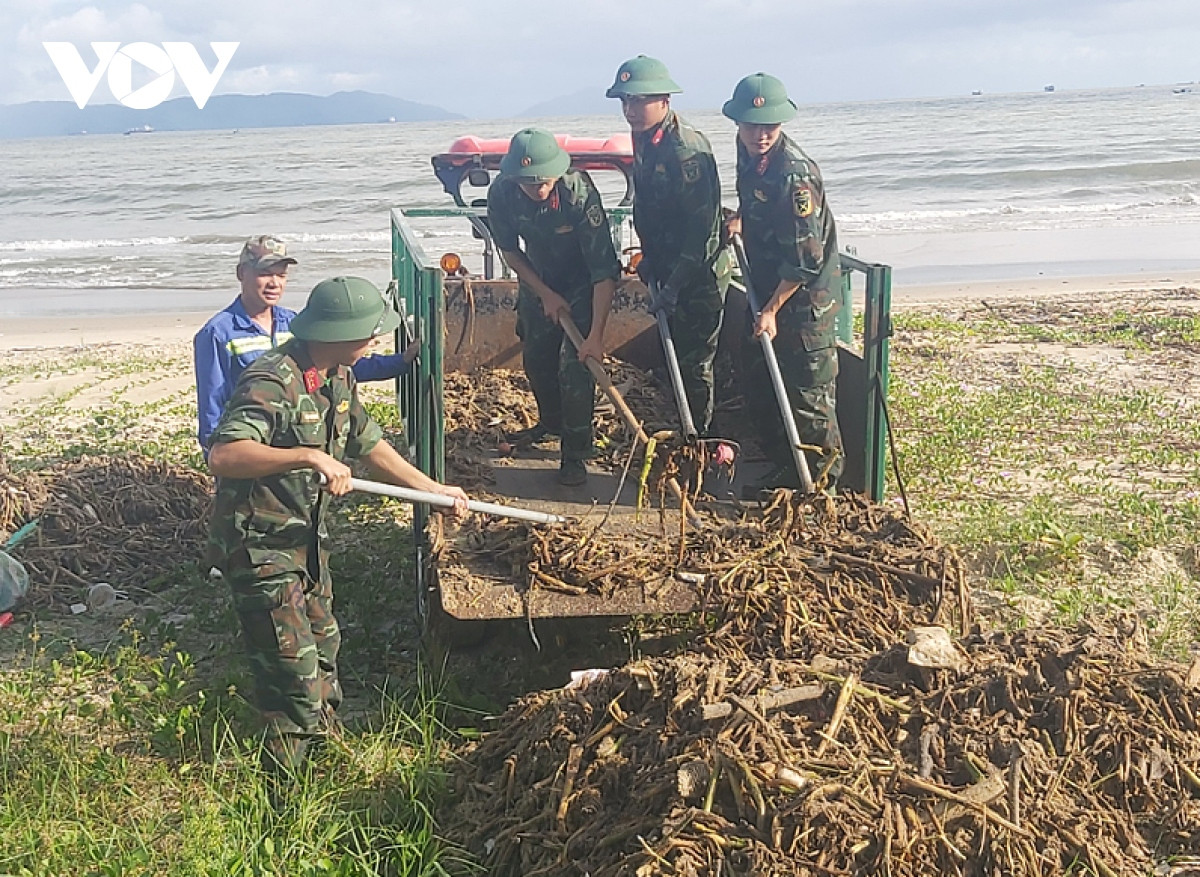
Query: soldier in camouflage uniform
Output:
[[723, 73, 845, 492], [606, 56, 728, 436], [207, 275, 468, 773], [487, 128, 622, 486]]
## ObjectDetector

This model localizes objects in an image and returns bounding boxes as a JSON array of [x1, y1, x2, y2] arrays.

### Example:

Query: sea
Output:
[[2, 84, 1200, 319]]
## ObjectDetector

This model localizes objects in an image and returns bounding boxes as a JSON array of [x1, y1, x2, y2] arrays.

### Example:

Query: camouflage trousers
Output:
[[516, 287, 596, 462], [743, 304, 845, 487], [666, 274, 725, 437], [226, 543, 341, 770]]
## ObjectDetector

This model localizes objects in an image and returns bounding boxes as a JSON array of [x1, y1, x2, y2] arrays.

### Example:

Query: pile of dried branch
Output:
[[442, 363, 677, 489], [0, 454, 211, 605], [440, 495, 1200, 876]]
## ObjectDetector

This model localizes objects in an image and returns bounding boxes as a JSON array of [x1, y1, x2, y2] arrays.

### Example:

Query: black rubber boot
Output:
[[558, 458, 588, 486], [509, 423, 560, 448]]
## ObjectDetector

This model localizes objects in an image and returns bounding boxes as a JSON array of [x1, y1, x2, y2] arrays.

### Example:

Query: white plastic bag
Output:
[[0, 551, 30, 611]]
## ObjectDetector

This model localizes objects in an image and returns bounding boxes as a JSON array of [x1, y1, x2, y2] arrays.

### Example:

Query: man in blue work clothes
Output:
[[193, 235, 418, 452]]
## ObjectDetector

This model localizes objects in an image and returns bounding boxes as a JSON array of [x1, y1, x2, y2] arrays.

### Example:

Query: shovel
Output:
[[319, 474, 567, 525], [650, 280, 740, 495], [730, 234, 815, 494], [556, 310, 701, 524]]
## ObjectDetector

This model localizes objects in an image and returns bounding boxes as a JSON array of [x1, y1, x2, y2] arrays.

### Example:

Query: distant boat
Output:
[[1173, 87, 1192, 94], [123, 124, 154, 135], [971, 90, 982, 96], [1043, 84, 1055, 92]]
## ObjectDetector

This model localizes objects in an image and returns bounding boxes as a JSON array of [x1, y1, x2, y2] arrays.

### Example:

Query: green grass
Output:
[[0, 636, 468, 876], [887, 308, 1200, 656]]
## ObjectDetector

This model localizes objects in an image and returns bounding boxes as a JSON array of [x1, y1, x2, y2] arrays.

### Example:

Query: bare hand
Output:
[[576, 334, 604, 364], [540, 290, 570, 324], [436, 484, 470, 518], [753, 309, 778, 341], [402, 338, 421, 363], [312, 452, 354, 495]]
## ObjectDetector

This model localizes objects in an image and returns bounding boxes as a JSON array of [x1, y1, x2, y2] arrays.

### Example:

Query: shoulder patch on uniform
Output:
[[681, 158, 701, 184], [337, 399, 350, 413], [586, 203, 605, 228], [793, 184, 815, 218]]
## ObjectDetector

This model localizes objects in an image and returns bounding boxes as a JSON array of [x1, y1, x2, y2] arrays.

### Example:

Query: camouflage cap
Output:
[[237, 235, 297, 273]]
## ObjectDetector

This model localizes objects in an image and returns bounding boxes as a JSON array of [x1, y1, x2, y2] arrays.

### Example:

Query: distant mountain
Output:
[[518, 88, 619, 119], [0, 90, 463, 139]]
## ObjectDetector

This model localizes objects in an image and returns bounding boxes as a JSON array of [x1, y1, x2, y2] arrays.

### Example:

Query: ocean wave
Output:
[[282, 231, 389, 243], [0, 236, 184, 252], [840, 194, 1200, 229]]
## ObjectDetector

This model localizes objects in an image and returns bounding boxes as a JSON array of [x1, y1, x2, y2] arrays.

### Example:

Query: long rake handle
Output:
[[730, 235, 815, 494], [322, 475, 567, 525], [651, 281, 699, 442]]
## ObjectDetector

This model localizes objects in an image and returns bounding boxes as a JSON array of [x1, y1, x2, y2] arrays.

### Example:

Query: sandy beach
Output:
[[4, 271, 1200, 354], [5, 271, 1199, 450]]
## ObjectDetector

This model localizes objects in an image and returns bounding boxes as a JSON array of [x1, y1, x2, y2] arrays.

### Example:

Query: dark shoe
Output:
[[740, 464, 800, 500], [558, 459, 588, 486], [510, 423, 560, 448]]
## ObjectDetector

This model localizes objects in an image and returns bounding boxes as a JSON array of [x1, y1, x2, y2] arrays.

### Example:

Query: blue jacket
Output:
[[193, 297, 411, 450]]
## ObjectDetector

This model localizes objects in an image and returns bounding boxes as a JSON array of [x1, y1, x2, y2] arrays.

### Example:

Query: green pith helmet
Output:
[[605, 55, 682, 98], [289, 276, 400, 343], [499, 128, 570, 182], [722, 73, 797, 125]]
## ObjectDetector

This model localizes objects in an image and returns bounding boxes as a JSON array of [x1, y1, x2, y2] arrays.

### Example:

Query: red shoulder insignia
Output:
[[303, 367, 321, 394], [651, 128, 664, 146]]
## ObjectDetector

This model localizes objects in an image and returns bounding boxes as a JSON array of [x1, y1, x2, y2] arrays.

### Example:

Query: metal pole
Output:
[[322, 475, 568, 525], [730, 235, 815, 494], [654, 293, 699, 442]]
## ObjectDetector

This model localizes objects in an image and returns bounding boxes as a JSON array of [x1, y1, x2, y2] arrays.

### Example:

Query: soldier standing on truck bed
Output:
[[488, 128, 622, 487], [606, 55, 729, 437], [206, 276, 468, 775], [722, 73, 845, 494]]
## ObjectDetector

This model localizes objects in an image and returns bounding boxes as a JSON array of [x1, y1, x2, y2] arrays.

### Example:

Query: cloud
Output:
[[3, 0, 1199, 113]]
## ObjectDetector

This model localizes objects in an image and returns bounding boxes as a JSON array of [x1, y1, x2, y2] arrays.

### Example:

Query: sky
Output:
[[3, 0, 1199, 117]]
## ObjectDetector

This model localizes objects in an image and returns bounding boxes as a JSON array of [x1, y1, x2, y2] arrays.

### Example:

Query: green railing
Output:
[[839, 254, 893, 501]]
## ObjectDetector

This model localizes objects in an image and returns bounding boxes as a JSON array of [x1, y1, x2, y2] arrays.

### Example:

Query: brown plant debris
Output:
[[0, 454, 211, 605], [442, 363, 678, 490], [440, 495, 1200, 876]]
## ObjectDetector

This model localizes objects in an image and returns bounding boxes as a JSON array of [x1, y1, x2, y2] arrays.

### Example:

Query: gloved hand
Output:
[[647, 283, 678, 318]]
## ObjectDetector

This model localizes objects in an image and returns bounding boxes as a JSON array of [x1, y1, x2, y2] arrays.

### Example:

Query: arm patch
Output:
[[681, 158, 701, 184], [587, 203, 605, 228], [793, 184, 815, 218]]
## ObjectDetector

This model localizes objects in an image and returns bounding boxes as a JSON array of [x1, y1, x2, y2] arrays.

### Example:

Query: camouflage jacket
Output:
[[632, 110, 724, 292], [208, 339, 383, 566], [487, 168, 621, 305], [736, 133, 840, 314]]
